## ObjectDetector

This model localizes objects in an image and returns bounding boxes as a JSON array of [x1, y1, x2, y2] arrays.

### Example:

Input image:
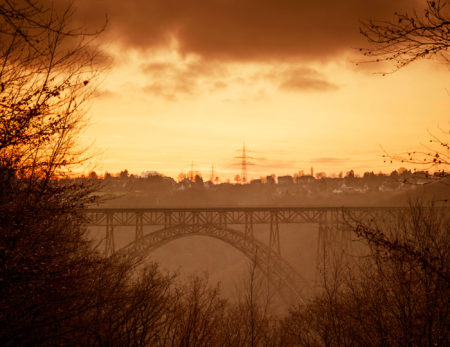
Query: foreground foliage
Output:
[[283, 202, 449, 347]]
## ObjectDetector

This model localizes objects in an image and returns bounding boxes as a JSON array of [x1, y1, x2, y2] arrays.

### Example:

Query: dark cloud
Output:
[[76, 0, 419, 62], [281, 76, 337, 92], [277, 67, 338, 92], [246, 66, 338, 92], [142, 60, 223, 78], [141, 59, 227, 99]]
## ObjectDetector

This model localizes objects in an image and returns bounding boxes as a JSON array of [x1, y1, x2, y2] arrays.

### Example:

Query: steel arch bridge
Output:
[[83, 207, 403, 301]]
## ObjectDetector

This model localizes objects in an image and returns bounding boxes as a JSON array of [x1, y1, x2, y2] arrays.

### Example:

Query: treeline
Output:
[[72, 169, 449, 207]]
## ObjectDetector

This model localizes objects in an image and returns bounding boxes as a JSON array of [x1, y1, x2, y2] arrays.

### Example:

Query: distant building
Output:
[[140, 170, 161, 178], [297, 175, 315, 184], [250, 178, 262, 185], [277, 175, 294, 185], [266, 175, 276, 184]]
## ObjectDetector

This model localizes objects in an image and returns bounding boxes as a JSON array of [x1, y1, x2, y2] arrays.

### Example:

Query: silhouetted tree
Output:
[[194, 174, 204, 185], [361, 1, 449, 174], [284, 202, 449, 346], [382, 128, 450, 174], [345, 169, 355, 179], [0, 0, 108, 344], [361, 0, 449, 72], [119, 169, 129, 179], [161, 275, 227, 346]]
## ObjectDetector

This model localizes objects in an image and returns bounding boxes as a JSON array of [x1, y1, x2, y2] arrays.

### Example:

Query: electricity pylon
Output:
[[235, 142, 253, 184]]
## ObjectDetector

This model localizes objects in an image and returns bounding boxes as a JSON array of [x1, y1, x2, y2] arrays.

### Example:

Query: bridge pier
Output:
[[135, 212, 143, 248], [164, 212, 172, 229], [219, 212, 227, 228], [192, 211, 199, 226], [269, 212, 281, 255], [105, 213, 115, 257], [316, 209, 336, 279], [244, 212, 254, 239]]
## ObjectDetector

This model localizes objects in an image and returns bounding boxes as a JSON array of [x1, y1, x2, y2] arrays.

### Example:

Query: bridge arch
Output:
[[118, 223, 310, 302], [85, 207, 413, 303]]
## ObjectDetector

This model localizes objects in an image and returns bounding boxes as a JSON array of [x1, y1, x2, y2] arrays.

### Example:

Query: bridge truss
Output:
[[84, 207, 402, 301]]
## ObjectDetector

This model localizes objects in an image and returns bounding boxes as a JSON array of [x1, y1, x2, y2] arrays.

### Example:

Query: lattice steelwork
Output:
[[104, 213, 115, 257], [83, 206, 407, 301]]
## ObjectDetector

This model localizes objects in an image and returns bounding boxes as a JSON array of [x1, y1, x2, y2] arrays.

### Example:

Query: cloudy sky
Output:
[[76, 0, 449, 180]]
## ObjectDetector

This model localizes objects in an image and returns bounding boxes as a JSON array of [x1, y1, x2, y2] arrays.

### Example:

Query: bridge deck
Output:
[[84, 206, 405, 227], [86, 206, 403, 212]]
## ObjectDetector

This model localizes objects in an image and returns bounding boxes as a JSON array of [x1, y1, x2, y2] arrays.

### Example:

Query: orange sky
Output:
[[76, 0, 449, 180]]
